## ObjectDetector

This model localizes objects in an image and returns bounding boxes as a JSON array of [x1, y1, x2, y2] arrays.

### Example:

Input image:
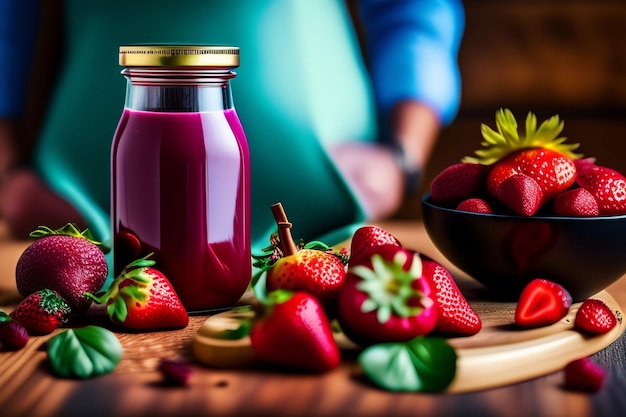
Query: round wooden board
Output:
[[192, 290, 624, 393]]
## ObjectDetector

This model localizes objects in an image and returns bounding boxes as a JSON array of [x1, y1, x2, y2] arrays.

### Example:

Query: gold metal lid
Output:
[[119, 45, 239, 67]]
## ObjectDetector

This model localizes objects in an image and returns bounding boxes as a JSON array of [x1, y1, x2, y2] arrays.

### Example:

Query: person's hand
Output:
[[328, 141, 404, 220]]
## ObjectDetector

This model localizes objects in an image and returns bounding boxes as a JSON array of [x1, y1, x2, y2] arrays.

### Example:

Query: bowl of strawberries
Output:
[[422, 109, 626, 301]]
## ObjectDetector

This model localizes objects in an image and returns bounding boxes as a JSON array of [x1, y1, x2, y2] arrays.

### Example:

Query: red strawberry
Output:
[[421, 257, 481, 336], [349, 225, 402, 267], [86, 256, 188, 330], [496, 173, 543, 216], [489, 148, 576, 205], [553, 187, 599, 217], [563, 357, 605, 392], [429, 162, 488, 204], [15, 224, 108, 313], [515, 278, 572, 328], [337, 245, 439, 346], [575, 161, 626, 215], [463, 109, 580, 209], [574, 298, 617, 334], [266, 248, 346, 306], [456, 198, 493, 214], [0, 314, 30, 350], [10, 289, 71, 334], [250, 290, 341, 373], [259, 204, 348, 309]]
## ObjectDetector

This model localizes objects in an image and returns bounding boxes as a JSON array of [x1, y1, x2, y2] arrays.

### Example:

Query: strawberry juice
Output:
[[111, 108, 251, 311]]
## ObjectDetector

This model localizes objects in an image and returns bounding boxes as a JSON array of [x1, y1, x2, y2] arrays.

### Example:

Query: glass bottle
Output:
[[112, 45, 251, 311]]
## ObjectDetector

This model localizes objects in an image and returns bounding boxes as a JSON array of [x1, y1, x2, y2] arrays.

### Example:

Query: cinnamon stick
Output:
[[271, 203, 298, 256]]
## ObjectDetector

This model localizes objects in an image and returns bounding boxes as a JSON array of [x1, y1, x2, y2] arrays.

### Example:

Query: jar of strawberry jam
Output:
[[112, 45, 251, 312]]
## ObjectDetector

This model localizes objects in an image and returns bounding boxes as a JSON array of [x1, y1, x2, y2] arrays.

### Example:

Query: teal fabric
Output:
[[34, 0, 376, 258]]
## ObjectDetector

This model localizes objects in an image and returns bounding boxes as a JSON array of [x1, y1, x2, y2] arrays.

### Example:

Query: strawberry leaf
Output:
[[358, 337, 457, 392], [46, 326, 122, 379], [108, 296, 129, 323]]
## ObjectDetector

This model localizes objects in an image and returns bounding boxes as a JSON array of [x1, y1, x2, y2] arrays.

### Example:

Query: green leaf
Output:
[[405, 337, 457, 392], [358, 337, 457, 392], [108, 296, 129, 323], [47, 326, 123, 379], [218, 318, 252, 340], [0, 311, 10, 323]]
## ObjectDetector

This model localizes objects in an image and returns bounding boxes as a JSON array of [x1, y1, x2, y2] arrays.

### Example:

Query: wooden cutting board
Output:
[[193, 289, 624, 393]]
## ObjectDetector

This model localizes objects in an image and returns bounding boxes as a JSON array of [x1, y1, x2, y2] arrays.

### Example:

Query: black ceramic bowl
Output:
[[421, 193, 626, 301]]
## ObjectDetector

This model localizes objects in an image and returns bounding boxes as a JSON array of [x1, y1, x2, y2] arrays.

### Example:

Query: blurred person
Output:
[[0, 0, 464, 252]]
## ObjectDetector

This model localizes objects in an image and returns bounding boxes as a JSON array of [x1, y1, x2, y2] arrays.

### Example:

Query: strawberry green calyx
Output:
[[29, 223, 110, 253], [38, 288, 72, 317], [350, 251, 432, 324], [463, 108, 582, 166], [85, 254, 156, 322]]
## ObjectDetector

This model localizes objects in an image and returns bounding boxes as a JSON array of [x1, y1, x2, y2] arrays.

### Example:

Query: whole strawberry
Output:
[[266, 248, 346, 307], [348, 225, 402, 267], [16, 224, 108, 313], [86, 255, 188, 330], [421, 257, 481, 336], [456, 198, 493, 214], [575, 160, 626, 215], [574, 298, 617, 334], [10, 289, 71, 334], [250, 290, 341, 373], [563, 357, 605, 392], [463, 109, 581, 210], [496, 173, 543, 216], [0, 312, 30, 350], [256, 203, 348, 310], [337, 244, 439, 346], [429, 162, 489, 204], [553, 187, 599, 217]]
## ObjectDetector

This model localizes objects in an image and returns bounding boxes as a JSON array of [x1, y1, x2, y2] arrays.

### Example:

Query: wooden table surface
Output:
[[1, 220, 626, 417]]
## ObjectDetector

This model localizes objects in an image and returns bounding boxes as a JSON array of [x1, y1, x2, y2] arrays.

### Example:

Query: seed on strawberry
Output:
[[349, 225, 402, 267], [563, 357, 605, 392], [16, 223, 108, 313], [429, 162, 489, 204], [456, 198, 493, 214], [496, 173, 543, 216], [574, 298, 617, 334], [553, 188, 599, 217], [10, 289, 71, 335], [0, 314, 30, 350]]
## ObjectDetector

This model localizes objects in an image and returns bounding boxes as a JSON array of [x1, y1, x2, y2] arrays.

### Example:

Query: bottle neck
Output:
[[122, 68, 236, 112]]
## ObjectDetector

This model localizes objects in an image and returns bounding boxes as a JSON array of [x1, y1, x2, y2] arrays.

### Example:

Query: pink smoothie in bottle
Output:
[[111, 108, 251, 311]]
